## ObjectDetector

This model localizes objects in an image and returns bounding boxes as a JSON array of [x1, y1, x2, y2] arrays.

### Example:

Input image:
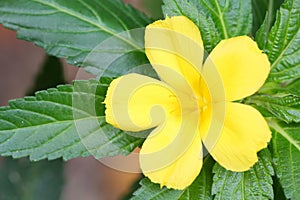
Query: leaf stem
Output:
[[214, 0, 229, 38]]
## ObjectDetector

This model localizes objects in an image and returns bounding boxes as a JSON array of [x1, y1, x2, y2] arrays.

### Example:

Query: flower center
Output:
[[198, 96, 208, 112]]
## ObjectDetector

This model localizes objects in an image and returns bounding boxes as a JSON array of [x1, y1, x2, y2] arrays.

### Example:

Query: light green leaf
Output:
[[246, 94, 300, 123], [257, 0, 300, 82], [191, 0, 252, 39], [0, 0, 151, 76], [212, 149, 274, 200], [163, 0, 252, 52], [268, 119, 300, 200], [0, 79, 144, 161], [131, 156, 214, 200]]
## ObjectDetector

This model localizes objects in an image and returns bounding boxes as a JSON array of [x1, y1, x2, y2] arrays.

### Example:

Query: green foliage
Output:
[[251, 1, 300, 197], [0, 79, 144, 161], [162, 0, 219, 52], [269, 120, 300, 199], [163, 0, 252, 52], [247, 94, 300, 123], [0, 0, 299, 199], [286, 78, 300, 95], [189, 0, 253, 38], [131, 156, 214, 200], [252, 0, 269, 34], [27, 56, 65, 95], [254, 0, 284, 39], [0, 0, 151, 77], [0, 158, 63, 200], [273, 176, 287, 200], [143, 0, 163, 19], [256, 0, 300, 83], [0, 56, 65, 200], [212, 149, 274, 200]]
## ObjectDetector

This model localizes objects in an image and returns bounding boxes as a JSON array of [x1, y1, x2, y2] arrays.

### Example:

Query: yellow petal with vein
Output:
[[140, 113, 202, 190], [104, 73, 180, 132], [203, 36, 270, 101], [206, 102, 271, 171], [145, 16, 204, 97]]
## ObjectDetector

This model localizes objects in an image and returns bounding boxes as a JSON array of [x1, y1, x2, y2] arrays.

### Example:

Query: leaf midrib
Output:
[[214, 0, 228, 38], [268, 119, 300, 152], [0, 116, 103, 133], [271, 29, 299, 69], [31, 0, 143, 51], [270, 0, 299, 69], [199, 0, 229, 38]]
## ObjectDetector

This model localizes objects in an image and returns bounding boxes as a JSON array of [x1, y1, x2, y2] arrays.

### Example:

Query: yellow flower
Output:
[[104, 16, 271, 190]]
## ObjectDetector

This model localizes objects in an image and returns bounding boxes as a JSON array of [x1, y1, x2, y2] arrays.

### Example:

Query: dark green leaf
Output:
[[0, 158, 63, 200], [254, 0, 284, 47], [131, 156, 214, 200], [0, 79, 144, 161], [257, 0, 300, 82], [273, 175, 287, 200], [143, 0, 163, 19], [252, 0, 269, 35], [27, 56, 65, 95], [0, 0, 151, 76], [212, 149, 274, 200], [268, 120, 300, 200]]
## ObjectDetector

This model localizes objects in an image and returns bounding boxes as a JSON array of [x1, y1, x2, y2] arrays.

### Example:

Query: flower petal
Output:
[[145, 16, 204, 96], [203, 36, 270, 101], [140, 112, 202, 189], [203, 102, 271, 171], [104, 73, 181, 132]]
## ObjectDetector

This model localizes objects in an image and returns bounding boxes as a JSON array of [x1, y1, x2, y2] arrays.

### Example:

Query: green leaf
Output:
[[162, 0, 252, 52], [0, 0, 151, 76], [212, 149, 274, 200], [257, 0, 300, 83], [131, 156, 214, 200], [246, 94, 300, 123], [268, 120, 300, 200], [0, 158, 63, 200], [0, 79, 144, 161]]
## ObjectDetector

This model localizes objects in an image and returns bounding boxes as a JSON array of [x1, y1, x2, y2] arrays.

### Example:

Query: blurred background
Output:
[[0, 0, 162, 199]]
